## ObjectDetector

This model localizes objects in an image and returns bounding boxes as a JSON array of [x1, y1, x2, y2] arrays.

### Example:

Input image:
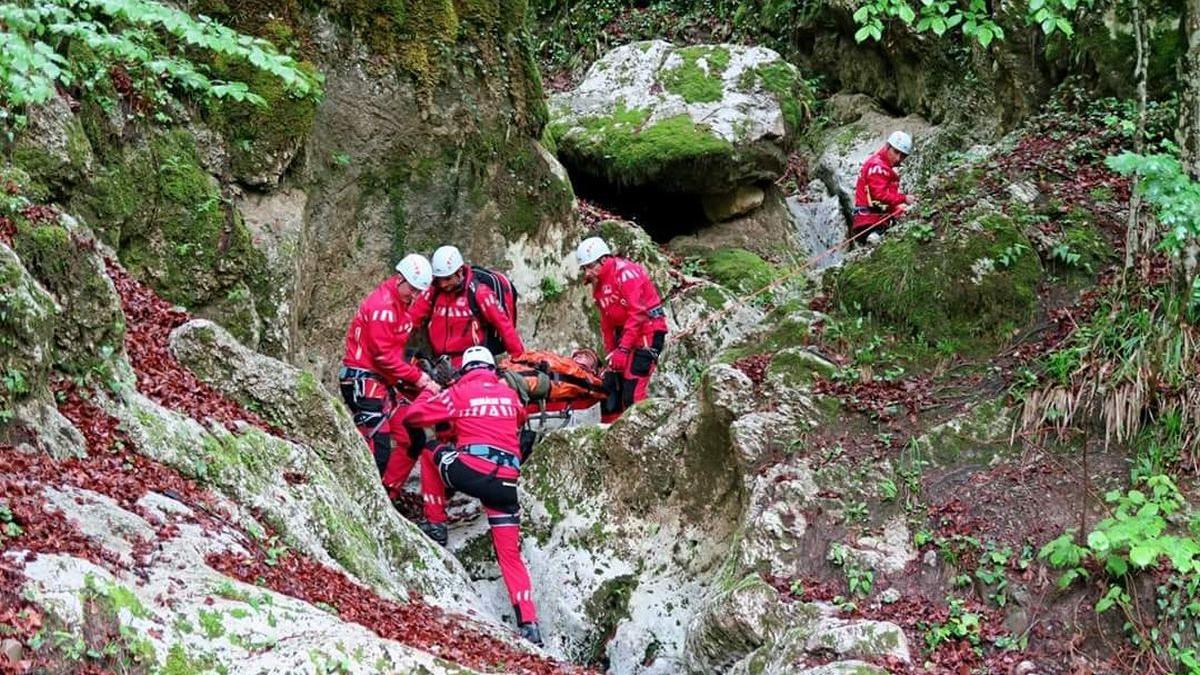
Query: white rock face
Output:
[[10, 486, 481, 675], [550, 40, 805, 194], [787, 180, 848, 269]]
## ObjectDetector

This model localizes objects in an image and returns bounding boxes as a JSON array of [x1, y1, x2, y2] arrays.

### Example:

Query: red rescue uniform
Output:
[[340, 276, 425, 496], [852, 146, 909, 232], [408, 267, 524, 367], [592, 256, 668, 421], [402, 368, 537, 624]]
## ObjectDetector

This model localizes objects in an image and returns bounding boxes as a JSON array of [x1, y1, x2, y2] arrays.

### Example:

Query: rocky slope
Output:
[[1, 2, 1186, 673]]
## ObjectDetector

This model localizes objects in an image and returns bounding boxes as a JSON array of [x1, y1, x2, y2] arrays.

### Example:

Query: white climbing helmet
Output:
[[575, 236, 611, 267], [395, 253, 432, 291], [887, 130, 913, 155], [462, 345, 495, 369], [431, 245, 465, 278]]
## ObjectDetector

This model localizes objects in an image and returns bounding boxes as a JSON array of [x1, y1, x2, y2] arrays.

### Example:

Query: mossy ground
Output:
[[827, 213, 1042, 351], [694, 248, 777, 295]]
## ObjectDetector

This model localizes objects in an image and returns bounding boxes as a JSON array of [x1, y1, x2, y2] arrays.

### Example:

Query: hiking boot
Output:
[[418, 521, 447, 547], [518, 622, 543, 646]]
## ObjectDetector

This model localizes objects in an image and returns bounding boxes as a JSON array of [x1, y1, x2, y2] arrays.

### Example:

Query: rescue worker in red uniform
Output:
[[401, 346, 542, 646], [852, 130, 915, 245], [408, 245, 524, 367], [340, 254, 440, 498], [575, 236, 669, 423]]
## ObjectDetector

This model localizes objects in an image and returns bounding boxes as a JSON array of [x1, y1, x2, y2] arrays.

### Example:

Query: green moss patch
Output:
[[71, 130, 272, 342], [584, 574, 638, 666], [695, 247, 777, 295], [661, 45, 731, 104], [827, 213, 1042, 349], [12, 222, 125, 379], [742, 61, 811, 135], [205, 56, 319, 182], [550, 105, 733, 189]]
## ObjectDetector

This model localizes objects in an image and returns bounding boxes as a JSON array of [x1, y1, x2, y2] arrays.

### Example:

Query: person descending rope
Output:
[[575, 236, 669, 422], [401, 347, 543, 646], [339, 254, 440, 498], [852, 130, 916, 245], [408, 245, 525, 368]]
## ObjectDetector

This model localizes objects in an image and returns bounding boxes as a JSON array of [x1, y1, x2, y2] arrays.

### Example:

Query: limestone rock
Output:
[[670, 187, 801, 261], [107, 389, 477, 609], [550, 40, 809, 195], [737, 460, 821, 578], [843, 517, 917, 577], [683, 574, 808, 673], [5, 399, 87, 460], [10, 214, 128, 379], [787, 179, 848, 268], [0, 243, 58, 406], [235, 189, 309, 356], [701, 185, 766, 222], [0, 638, 23, 667], [169, 319, 356, 453], [10, 486, 483, 675], [11, 93, 93, 190], [804, 615, 911, 663], [704, 364, 757, 419]]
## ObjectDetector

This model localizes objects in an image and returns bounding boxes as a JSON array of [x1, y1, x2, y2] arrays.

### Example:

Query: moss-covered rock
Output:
[[71, 130, 273, 347], [205, 57, 320, 187], [827, 214, 1042, 349], [683, 573, 805, 672], [695, 248, 778, 295], [549, 40, 809, 195], [0, 242, 58, 420], [11, 216, 126, 380], [10, 94, 94, 196]]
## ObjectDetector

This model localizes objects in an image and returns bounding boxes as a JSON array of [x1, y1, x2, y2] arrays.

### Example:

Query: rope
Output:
[[668, 213, 897, 345]]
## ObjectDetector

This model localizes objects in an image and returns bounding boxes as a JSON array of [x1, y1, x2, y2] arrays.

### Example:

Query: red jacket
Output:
[[342, 276, 423, 387], [853, 146, 908, 228], [408, 267, 524, 364], [592, 256, 669, 353], [402, 368, 526, 454]]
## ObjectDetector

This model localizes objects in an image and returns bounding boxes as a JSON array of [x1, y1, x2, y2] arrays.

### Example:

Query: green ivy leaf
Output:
[[1129, 544, 1158, 568]]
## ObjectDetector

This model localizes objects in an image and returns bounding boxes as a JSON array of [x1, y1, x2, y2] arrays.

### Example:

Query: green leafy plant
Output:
[[921, 596, 982, 652], [0, 501, 23, 539], [540, 276, 565, 302], [0, 0, 322, 131], [995, 242, 1029, 269], [1040, 475, 1200, 668]]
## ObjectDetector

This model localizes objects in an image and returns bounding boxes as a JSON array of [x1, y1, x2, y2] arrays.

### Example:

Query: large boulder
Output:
[[549, 41, 810, 199]]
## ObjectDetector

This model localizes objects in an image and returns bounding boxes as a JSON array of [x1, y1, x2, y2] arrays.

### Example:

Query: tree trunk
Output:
[[1182, 0, 1200, 179]]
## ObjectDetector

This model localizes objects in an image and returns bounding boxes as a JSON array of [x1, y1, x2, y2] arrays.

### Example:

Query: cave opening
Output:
[[570, 171, 711, 244]]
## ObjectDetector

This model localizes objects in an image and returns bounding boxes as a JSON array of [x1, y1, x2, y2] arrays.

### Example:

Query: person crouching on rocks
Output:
[[339, 254, 441, 499], [400, 346, 543, 646], [575, 236, 668, 423], [852, 130, 916, 246]]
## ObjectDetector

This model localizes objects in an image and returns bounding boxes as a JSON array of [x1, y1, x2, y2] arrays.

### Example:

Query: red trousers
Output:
[[339, 372, 419, 500], [600, 359, 655, 423], [420, 445, 537, 623]]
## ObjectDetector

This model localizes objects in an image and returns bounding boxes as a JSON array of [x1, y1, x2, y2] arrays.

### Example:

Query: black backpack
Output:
[[463, 265, 519, 355]]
